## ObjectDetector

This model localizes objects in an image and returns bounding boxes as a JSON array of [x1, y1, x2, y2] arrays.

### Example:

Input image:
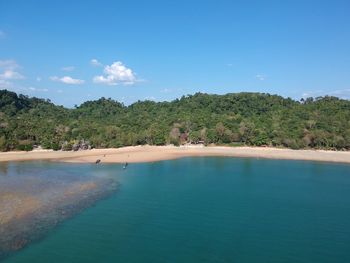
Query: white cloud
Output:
[[90, 59, 103, 67], [36, 77, 42, 82], [329, 88, 350, 97], [0, 79, 12, 88], [302, 92, 310, 98], [0, 60, 24, 85], [0, 59, 19, 70], [160, 88, 172, 93], [0, 30, 5, 38], [61, 66, 75, 72], [255, 74, 266, 81], [0, 70, 24, 80], [302, 89, 350, 100], [28, 87, 48, 92], [93, 61, 137, 86], [50, 76, 85, 85]]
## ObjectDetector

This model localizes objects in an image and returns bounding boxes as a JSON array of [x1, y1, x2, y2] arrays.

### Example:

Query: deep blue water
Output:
[[2, 157, 350, 263]]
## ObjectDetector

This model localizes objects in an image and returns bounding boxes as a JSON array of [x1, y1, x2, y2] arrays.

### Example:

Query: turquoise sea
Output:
[[1, 157, 350, 263]]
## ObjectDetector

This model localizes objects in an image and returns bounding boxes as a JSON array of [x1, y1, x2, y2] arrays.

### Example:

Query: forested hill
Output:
[[0, 89, 349, 151]]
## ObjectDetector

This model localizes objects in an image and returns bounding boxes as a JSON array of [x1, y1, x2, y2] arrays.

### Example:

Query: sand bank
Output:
[[0, 145, 349, 164]]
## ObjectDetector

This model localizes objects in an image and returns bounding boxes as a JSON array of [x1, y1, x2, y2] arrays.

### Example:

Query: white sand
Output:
[[0, 145, 349, 164]]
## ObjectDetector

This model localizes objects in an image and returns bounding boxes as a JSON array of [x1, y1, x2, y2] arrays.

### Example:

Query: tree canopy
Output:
[[1, 89, 349, 151]]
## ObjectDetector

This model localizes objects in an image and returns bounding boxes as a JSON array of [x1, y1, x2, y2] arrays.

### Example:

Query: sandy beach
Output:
[[0, 145, 349, 164]]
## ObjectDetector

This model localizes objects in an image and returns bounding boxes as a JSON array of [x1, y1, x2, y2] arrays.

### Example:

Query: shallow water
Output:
[[0, 161, 119, 259], [2, 158, 350, 262]]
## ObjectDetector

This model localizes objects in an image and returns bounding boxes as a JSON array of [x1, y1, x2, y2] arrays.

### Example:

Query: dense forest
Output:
[[0, 89, 349, 151]]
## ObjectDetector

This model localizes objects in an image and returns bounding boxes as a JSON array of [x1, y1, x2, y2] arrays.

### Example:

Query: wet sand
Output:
[[0, 146, 349, 164]]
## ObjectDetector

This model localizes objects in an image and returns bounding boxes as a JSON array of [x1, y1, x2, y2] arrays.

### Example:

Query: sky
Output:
[[0, 0, 350, 107]]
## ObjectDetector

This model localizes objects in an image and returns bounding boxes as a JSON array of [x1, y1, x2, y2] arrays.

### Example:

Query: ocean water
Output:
[[1, 157, 350, 263]]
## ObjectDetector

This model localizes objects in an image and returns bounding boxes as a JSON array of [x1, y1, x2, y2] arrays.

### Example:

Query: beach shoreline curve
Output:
[[0, 145, 349, 164]]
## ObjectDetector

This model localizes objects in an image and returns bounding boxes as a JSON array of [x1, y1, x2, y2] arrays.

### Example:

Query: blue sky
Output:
[[0, 0, 349, 107]]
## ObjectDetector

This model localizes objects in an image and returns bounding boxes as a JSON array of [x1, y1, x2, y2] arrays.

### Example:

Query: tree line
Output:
[[0, 89, 349, 151]]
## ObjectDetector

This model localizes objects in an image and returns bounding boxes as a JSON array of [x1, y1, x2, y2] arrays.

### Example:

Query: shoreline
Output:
[[0, 145, 350, 164]]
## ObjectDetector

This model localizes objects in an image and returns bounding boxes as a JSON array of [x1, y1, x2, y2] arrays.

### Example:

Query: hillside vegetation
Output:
[[0, 89, 349, 151]]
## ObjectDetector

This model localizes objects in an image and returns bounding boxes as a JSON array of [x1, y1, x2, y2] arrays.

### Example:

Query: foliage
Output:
[[1, 89, 350, 151]]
